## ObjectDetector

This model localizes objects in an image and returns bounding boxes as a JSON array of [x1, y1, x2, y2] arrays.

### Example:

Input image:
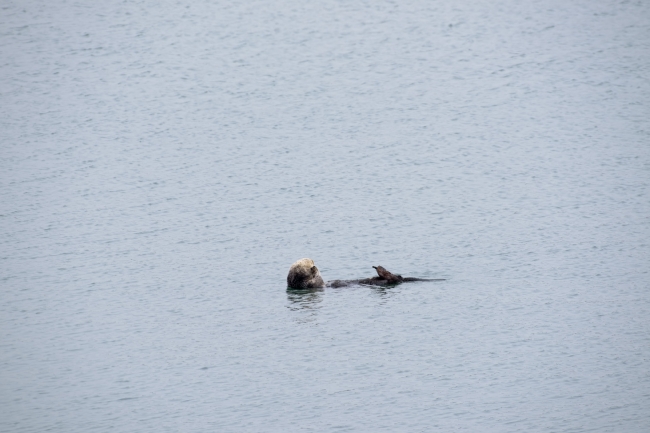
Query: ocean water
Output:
[[1, 0, 649, 431]]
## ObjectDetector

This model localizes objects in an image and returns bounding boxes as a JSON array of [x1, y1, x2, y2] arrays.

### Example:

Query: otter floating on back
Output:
[[287, 258, 444, 289]]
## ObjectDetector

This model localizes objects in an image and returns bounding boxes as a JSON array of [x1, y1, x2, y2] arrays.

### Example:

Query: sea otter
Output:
[[286, 258, 443, 289]]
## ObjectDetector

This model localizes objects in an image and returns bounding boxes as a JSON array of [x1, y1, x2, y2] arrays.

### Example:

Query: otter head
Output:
[[287, 258, 326, 289]]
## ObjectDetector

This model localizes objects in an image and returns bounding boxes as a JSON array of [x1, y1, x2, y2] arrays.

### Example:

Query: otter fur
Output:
[[287, 258, 326, 289], [372, 265, 403, 283], [287, 258, 444, 289]]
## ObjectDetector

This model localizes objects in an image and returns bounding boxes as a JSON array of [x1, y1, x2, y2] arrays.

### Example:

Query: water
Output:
[[1, 0, 649, 431]]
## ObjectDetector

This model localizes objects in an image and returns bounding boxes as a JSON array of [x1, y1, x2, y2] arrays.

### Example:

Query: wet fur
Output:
[[287, 258, 326, 289]]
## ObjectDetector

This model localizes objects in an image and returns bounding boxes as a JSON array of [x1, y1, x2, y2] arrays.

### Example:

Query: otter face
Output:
[[287, 258, 326, 289]]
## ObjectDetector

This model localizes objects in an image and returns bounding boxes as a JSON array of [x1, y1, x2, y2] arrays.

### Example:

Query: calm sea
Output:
[[1, 0, 649, 431]]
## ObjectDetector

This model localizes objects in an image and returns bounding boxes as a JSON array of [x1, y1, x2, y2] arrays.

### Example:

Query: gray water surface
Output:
[[1, 0, 649, 432]]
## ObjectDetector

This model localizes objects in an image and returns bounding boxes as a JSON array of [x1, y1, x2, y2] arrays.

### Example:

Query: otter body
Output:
[[287, 258, 443, 289]]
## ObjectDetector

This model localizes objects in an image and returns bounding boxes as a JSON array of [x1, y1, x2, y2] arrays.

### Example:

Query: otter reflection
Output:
[[286, 287, 324, 312]]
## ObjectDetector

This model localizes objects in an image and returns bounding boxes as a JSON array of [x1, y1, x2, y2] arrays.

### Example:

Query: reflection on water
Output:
[[286, 288, 324, 311], [287, 284, 398, 313], [368, 285, 399, 303], [286, 288, 324, 323]]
